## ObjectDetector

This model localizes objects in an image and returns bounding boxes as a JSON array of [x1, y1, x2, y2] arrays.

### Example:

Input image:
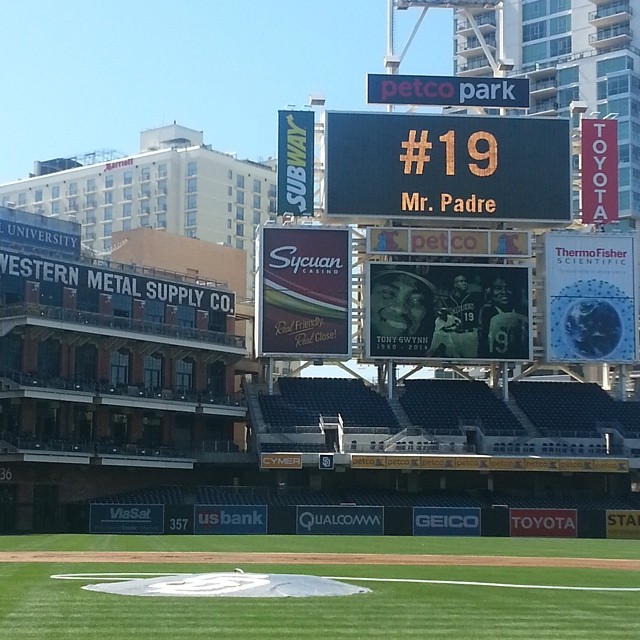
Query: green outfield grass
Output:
[[0, 536, 638, 639]]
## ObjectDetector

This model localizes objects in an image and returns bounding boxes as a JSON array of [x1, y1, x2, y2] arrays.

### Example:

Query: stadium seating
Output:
[[400, 379, 526, 437]]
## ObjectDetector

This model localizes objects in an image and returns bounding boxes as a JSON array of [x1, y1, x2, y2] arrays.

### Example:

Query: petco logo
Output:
[[194, 505, 267, 535], [510, 509, 577, 538], [413, 508, 480, 537], [367, 74, 530, 108], [296, 506, 384, 535]]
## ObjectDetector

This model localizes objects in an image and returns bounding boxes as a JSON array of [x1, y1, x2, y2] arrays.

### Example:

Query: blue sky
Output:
[[1, 1, 453, 184]]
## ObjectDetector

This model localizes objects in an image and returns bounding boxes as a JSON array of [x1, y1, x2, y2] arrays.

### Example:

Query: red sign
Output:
[[510, 508, 577, 538], [581, 119, 618, 224]]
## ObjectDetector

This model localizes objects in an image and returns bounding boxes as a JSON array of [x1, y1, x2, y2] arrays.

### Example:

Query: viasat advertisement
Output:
[[545, 232, 638, 362], [257, 226, 352, 358]]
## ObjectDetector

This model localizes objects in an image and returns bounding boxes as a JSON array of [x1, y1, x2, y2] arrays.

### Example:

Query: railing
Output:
[[589, 2, 632, 22], [1, 303, 246, 350]]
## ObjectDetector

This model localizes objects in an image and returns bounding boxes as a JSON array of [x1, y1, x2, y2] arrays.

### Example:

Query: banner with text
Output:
[[89, 504, 164, 534], [413, 507, 481, 536], [510, 508, 577, 538], [296, 506, 384, 535], [606, 510, 640, 539], [258, 226, 352, 358], [194, 505, 267, 535], [545, 232, 638, 362]]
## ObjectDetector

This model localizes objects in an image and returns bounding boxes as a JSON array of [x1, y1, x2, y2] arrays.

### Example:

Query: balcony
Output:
[[589, 2, 632, 28], [529, 98, 558, 116], [589, 24, 632, 49], [530, 78, 558, 99], [456, 57, 494, 77], [456, 37, 496, 58], [456, 14, 496, 37]]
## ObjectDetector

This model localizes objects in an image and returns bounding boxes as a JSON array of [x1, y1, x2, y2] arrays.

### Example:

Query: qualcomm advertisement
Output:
[[545, 232, 638, 363], [296, 506, 384, 535], [194, 505, 267, 535], [413, 507, 481, 537], [89, 504, 164, 534]]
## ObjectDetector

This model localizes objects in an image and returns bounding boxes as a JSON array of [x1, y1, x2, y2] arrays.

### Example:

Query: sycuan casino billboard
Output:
[[257, 226, 351, 358], [325, 112, 571, 222], [545, 232, 638, 363], [365, 263, 531, 362], [277, 110, 314, 217]]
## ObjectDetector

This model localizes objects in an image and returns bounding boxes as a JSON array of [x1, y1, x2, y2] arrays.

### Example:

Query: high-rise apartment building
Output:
[[0, 124, 277, 298], [453, 0, 639, 217]]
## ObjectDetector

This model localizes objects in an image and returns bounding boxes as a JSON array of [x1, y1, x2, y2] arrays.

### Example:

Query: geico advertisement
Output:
[[194, 505, 267, 535], [413, 507, 481, 537], [296, 506, 384, 535], [510, 509, 577, 538], [89, 504, 164, 534], [606, 510, 640, 539]]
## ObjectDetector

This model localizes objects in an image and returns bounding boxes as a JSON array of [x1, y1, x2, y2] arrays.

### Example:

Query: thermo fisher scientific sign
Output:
[[545, 232, 638, 363]]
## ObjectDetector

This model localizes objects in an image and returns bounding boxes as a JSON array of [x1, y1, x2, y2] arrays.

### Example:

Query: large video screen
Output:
[[365, 263, 532, 362], [325, 112, 571, 222]]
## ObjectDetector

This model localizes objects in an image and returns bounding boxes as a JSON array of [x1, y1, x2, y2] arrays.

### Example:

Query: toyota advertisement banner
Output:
[[545, 232, 638, 363], [413, 507, 481, 536], [581, 119, 618, 224], [257, 226, 352, 358], [296, 506, 384, 535], [510, 509, 577, 538]]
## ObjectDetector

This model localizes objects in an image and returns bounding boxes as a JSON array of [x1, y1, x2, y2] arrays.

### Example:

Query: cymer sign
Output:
[[325, 112, 571, 222]]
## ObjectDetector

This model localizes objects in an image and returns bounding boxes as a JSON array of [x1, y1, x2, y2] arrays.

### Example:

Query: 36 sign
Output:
[[324, 112, 571, 222]]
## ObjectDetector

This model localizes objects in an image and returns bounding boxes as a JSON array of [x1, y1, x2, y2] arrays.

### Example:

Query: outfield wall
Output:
[[73, 504, 640, 539]]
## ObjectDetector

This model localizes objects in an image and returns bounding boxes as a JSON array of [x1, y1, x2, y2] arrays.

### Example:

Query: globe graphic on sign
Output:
[[564, 299, 622, 359]]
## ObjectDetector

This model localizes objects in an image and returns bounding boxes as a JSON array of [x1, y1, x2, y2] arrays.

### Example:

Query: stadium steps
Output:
[[505, 397, 539, 437], [386, 396, 414, 431]]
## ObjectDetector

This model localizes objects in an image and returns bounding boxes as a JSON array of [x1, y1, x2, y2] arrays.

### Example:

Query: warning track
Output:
[[1, 551, 639, 570]]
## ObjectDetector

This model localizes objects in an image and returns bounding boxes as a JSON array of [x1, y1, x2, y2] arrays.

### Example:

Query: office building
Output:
[[0, 124, 278, 298], [453, 0, 639, 217]]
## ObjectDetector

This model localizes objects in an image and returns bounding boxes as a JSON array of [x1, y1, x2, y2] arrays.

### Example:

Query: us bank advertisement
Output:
[[257, 226, 352, 358], [545, 232, 638, 363]]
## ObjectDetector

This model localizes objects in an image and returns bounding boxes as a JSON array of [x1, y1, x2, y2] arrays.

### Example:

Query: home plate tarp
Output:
[[83, 572, 370, 598]]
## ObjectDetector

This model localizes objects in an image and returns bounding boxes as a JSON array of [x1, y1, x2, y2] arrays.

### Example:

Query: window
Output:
[[608, 75, 629, 96], [253, 194, 261, 209], [52, 185, 60, 199], [268, 184, 276, 198], [523, 41, 547, 64], [123, 186, 133, 201], [549, 0, 569, 12], [38, 339, 60, 379], [187, 194, 197, 210], [187, 177, 197, 193], [236, 191, 244, 205], [253, 178, 261, 193], [597, 56, 632, 78], [558, 66, 578, 86], [549, 36, 571, 58], [68, 182, 78, 196], [68, 197, 78, 212], [550, 14, 570, 36], [123, 218, 131, 230], [105, 174, 114, 189], [112, 293, 131, 318], [157, 179, 167, 195], [104, 206, 113, 221], [227, 203, 232, 213], [51, 201, 60, 216], [122, 203, 132, 218], [34, 189, 43, 202], [523, 21, 546, 43], [104, 191, 113, 205], [236, 207, 244, 221], [236, 174, 245, 189], [186, 212, 197, 226], [157, 164, 167, 178], [228, 169, 233, 180], [86, 195, 97, 208], [141, 185, 151, 199], [18, 193, 26, 206], [40, 280, 62, 307], [144, 299, 165, 324], [523, 0, 546, 21], [157, 213, 167, 228], [103, 222, 112, 237], [177, 304, 195, 328], [103, 238, 111, 251], [175, 359, 193, 391], [558, 86, 579, 109], [110, 350, 130, 387], [143, 354, 163, 390], [236, 223, 244, 237], [253, 211, 261, 225], [227, 186, 233, 197], [227, 219, 232, 229], [236, 238, 244, 250], [86, 178, 96, 193], [123, 170, 133, 185], [140, 167, 151, 181], [187, 161, 197, 176]]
